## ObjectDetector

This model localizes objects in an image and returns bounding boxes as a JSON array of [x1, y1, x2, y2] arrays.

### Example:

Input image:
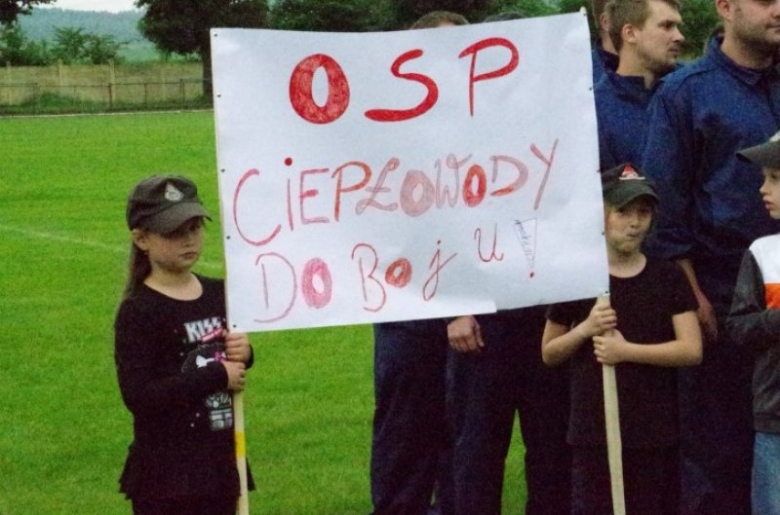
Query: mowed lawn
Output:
[[0, 111, 526, 515]]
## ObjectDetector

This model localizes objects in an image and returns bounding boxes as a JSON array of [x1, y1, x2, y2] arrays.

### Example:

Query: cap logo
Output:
[[619, 164, 645, 181], [164, 182, 184, 202], [770, 130, 780, 143]]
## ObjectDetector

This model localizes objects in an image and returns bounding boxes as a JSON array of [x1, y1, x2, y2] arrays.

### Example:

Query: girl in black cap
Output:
[[114, 175, 254, 515], [541, 164, 702, 515]]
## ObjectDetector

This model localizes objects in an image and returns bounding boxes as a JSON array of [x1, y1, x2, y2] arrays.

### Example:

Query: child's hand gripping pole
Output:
[[598, 294, 626, 515]]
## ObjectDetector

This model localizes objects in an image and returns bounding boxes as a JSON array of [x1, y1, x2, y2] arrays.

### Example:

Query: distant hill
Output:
[[18, 8, 146, 43]]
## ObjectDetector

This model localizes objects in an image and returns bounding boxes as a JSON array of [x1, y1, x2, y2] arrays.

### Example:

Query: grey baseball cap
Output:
[[737, 131, 780, 169], [126, 175, 211, 234]]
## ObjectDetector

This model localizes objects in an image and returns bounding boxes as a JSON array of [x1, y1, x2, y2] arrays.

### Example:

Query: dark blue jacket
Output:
[[591, 39, 618, 84], [595, 70, 653, 170], [641, 37, 780, 313]]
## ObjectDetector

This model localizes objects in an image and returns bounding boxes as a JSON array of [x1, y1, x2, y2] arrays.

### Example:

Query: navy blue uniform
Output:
[[370, 319, 451, 515], [595, 70, 654, 170], [591, 39, 619, 84], [450, 308, 571, 515], [641, 37, 780, 515]]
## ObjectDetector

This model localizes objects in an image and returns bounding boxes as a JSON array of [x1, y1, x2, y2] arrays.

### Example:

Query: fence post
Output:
[[34, 82, 40, 114], [180, 78, 185, 106], [109, 59, 116, 110], [4, 61, 10, 106]]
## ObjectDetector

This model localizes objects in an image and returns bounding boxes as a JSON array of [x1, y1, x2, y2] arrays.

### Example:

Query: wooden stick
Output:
[[597, 294, 626, 515], [234, 390, 249, 515]]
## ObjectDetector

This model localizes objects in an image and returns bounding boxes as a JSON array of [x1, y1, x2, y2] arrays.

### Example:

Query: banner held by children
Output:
[[211, 12, 608, 332]]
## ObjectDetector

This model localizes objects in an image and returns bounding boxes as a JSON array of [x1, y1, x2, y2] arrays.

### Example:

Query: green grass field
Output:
[[0, 111, 526, 515]]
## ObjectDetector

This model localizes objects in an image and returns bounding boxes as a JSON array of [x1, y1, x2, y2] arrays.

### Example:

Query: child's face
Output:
[[134, 217, 204, 274], [604, 197, 654, 257], [760, 167, 780, 219]]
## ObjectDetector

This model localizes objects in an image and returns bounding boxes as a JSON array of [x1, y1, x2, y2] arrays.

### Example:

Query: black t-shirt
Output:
[[114, 275, 247, 500], [546, 257, 697, 448]]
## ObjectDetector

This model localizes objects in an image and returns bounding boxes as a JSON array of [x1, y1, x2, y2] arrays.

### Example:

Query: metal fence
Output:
[[0, 78, 211, 115]]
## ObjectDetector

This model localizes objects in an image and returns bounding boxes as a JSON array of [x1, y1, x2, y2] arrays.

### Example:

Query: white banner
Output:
[[211, 12, 608, 332]]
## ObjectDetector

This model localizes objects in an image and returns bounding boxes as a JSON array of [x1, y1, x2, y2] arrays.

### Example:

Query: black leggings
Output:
[[571, 445, 679, 515]]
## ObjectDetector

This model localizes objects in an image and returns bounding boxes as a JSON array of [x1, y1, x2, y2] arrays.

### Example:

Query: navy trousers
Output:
[[678, 270, 753, 515], [678, 338, 753, 515], [450, 309, 571, 515], [370, 319, 451, 515]]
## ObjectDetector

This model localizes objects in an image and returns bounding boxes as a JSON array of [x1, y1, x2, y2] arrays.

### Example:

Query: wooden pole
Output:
[[234, 390, 249, 515], [597, 294, 626, 515]]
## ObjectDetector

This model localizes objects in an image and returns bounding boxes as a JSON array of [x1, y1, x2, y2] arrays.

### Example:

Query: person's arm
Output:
[[592, 310, 702, 367], [676, 258, 718, 343], [114, 301, 232, 417], [727, 249, 780, 349], [641, 86, 699, 265], [447, 315, 484, 353], [542, 301, 617, 366]]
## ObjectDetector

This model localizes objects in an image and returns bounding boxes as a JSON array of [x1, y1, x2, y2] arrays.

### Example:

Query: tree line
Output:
[[0, 0, 719, 69], [0, 24, 124, 65]]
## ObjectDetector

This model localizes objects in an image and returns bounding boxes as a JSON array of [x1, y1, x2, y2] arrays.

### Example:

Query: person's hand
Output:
[[593, 329, 627, 366], [576, 302, 617, 340], [447, 315, 484, 353], [225, 332, 252, 363], [695, 293, 718, 345], [223, 360, 247, 391]]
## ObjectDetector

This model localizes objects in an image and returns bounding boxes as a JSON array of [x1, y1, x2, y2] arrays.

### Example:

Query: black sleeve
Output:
[[727, 250, 780, 350], [546, 298, 591, 327], [114, 300, 228, 416], [666, 260, 699, 316]]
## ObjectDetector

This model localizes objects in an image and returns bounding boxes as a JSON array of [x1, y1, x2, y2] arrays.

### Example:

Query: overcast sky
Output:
[[47, 0, 139, 12]]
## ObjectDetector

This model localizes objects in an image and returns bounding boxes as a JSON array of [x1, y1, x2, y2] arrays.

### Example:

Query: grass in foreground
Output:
[[0, 111, 526, 515]]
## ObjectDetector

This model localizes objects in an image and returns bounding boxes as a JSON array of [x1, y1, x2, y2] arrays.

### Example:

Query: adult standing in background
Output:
[[595, 0, 684, 170], [446, 12, 572, 514], [641, 0, 780, 512], [591, 0, 619, 82], [368, 13, 468, 515]]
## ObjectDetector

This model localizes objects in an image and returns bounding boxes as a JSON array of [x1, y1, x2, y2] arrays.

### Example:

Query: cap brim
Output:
[[605, 183, 659, 208], [144, 202, 211, 234], [737, 142, 780, 169]]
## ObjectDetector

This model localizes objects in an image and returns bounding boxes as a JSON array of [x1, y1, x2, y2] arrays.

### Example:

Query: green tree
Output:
[[270, 0, 394, 32], [137, 0, 268, 95], [679, 0, 719, 59], [0, 0, 52, 25], [555, 0, 593, 36], [476, 0, 558, 20], [83, 33, 124, 64], [51, 26, 87, 63], [390, 0, 492, 26], [388, 0, 559, 27], [48, 26, 125, 64], [0, 22, 50, 64]]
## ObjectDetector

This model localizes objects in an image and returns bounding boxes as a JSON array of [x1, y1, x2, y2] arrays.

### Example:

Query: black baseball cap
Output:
[[737, 131, 780, 168], [601, 163, 659, 207], [126, 175, 211, 234]]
